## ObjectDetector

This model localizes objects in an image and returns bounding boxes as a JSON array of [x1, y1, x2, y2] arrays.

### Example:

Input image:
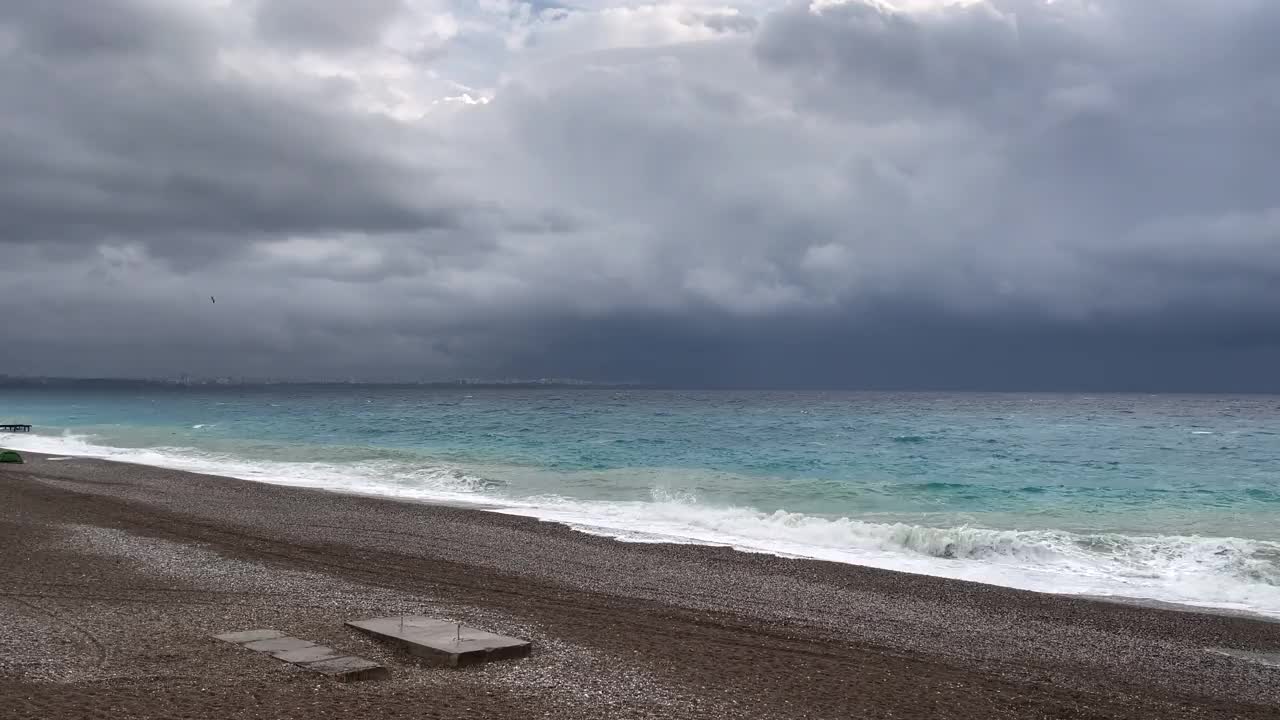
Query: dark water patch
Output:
[[896, 481, 973, 491], [610, 437, 670, 445], [892, 435, 928, 444]]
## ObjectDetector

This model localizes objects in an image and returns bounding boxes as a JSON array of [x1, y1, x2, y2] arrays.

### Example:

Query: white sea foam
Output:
[[6, 430, 1279, 618], [506, 494, 1280, 616], [3, 430, 497, 504]]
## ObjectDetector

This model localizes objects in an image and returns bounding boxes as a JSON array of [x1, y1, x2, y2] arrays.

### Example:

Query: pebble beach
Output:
[[3, 453, 1279, 719]]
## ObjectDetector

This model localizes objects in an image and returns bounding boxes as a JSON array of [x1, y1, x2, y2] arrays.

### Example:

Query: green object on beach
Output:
[[0, 450, 23, 464]]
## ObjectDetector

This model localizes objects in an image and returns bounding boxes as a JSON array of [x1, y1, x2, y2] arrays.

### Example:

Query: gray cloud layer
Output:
[[2, 0, 1278, 389]]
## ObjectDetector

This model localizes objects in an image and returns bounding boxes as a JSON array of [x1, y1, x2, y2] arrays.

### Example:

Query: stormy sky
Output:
[[2, 0, 1278, 390]]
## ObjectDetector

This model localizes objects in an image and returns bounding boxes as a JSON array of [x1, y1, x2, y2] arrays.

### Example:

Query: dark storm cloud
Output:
[[0, 0, 468, 262], [2, 0, 1280, 390], [491, 301, 1280, 392], [1, 1, 206, 59]]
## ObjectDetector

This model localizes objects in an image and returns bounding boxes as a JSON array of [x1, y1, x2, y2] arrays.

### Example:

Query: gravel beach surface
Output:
[[2, 453, 1279, 719]]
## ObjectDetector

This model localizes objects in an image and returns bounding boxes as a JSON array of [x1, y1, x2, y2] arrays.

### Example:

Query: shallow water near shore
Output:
[[4, 387, 1279, 615]]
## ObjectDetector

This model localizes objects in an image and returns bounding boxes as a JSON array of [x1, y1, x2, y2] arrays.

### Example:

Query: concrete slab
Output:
[[302, 656, 391, 682], [347, 616, 531, 667], [243, 637, 316, 654], [274, 645, 343, 664], [215, 629, 286, 644], [1207, 648, 1280, 668], [213, 630, 388, 681]]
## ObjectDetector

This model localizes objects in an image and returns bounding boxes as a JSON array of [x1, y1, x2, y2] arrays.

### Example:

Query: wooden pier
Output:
[[0, 424, 31, 433]]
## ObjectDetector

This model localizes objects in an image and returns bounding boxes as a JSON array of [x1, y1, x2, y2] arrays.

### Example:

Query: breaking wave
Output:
[[6, 429, 1279, 617], [3, 430, 503, 500]]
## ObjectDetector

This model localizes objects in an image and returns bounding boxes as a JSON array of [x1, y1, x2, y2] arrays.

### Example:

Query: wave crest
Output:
[[8, 429, 1279, 616]]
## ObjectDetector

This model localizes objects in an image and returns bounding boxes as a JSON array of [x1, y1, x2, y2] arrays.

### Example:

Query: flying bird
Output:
[[210, 296, 216, 304]]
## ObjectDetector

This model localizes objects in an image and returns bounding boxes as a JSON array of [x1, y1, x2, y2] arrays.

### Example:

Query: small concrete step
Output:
[[215, 629, 286, 644], [347, 616, 531, 667], [214, 629, 389, 682], [243, 636, 316, 655]]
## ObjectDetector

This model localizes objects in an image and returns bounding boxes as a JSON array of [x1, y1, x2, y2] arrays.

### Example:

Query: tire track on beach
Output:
[[14, 581, 302, 596], [56, 510, 1068, 691], [29, 482, 796, 633], [0, 591, 372, 609], [22, 476, 662, 627], [26, 476, 897, 673], [55, 507, 1078, 694], [1, 595, 110, 673]]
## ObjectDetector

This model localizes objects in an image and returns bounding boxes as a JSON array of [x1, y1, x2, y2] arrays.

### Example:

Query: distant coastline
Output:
[[0, 375, 655, 390]]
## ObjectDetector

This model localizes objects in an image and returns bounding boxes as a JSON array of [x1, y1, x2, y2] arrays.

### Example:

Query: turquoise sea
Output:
[[3, 387, 1279, 615]]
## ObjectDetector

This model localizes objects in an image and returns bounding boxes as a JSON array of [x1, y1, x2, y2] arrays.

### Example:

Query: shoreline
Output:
[[27, 449, 1280, 623], [6, 438, 1278, 622], [3, 452, 1280, 717]]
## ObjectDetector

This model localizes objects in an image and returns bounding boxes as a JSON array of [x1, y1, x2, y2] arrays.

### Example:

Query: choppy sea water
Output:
[[3, 388, 1279, 616]]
